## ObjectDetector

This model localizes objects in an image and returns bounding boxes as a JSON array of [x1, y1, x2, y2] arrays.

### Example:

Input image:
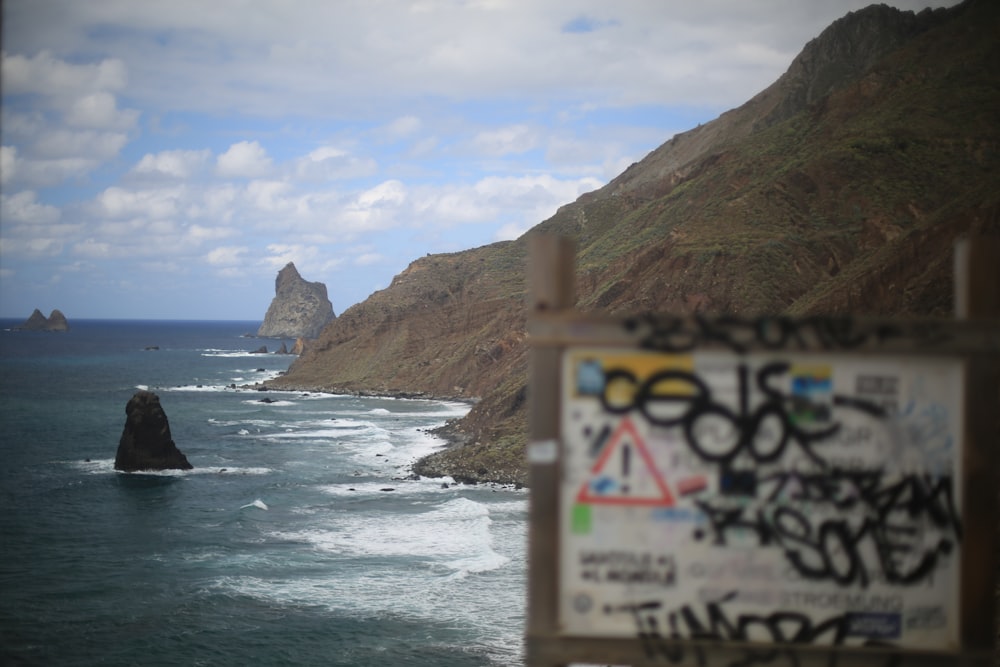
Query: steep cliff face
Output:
[[257, 263, 336, 339], [269, 0, 1000, 485], [273, 243, 527, 399]]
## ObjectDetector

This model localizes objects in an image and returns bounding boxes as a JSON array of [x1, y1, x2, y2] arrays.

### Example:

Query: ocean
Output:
[[0, 319, 527, 666]]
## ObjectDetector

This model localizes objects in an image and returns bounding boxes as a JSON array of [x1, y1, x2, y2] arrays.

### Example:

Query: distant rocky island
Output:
[[17, 309, 69, 332], [257, 262, 336, 339]]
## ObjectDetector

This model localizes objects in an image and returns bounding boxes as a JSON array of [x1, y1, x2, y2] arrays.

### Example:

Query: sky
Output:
[[0, 0, 958, 321]]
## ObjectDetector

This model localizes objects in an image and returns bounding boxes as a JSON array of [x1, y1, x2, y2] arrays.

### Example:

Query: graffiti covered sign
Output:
[[559, 348, 964, 651]]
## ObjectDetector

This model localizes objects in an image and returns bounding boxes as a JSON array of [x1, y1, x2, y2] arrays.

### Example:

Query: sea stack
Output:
[[20, 308, 69, 332], [114, 390, 193, 472], [256, 262, 336, 339]]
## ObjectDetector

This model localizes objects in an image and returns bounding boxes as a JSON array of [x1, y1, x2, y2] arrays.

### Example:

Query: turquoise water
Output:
[[0, 320, 527, 666]]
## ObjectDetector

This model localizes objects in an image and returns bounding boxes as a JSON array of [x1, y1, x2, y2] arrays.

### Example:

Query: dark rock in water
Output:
[[114, 390, 193, 472], [45, 309, 69, 331], [251, 346, 268, 354], [276, 342, 289, 354], [19, 308, 69, 332], [21, 309, 48, 330]]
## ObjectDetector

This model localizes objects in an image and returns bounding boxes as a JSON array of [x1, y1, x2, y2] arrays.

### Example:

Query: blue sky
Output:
[[1, 0, 956, 320]]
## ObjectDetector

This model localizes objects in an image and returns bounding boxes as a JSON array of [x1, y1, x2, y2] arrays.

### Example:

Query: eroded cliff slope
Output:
[[269, 0, 1000, 485]]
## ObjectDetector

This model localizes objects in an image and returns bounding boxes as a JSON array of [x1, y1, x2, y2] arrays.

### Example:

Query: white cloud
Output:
[[245, 179, 292, 212], [73, 238, 115, 259], [206, 245, 248, 265], [185, 224, 235, 244], [474, 173, 602, 222], [96, 185, 182, 219], [11, 157, 104, 187], [0, 190, 61, 225], [472, 124, 538, 157], [357, 180, 406, 208], [494, 221, 531, 241], [1, 146, 18, 185], [263, 243, 319, 271], [0, 190, 80, 259], [407, 136, 439, 158], [216, 141, 273, 178], [1, 51, 127, 98], [1, 51, 138, 188], [65, 92, 140, 130], [132, 149, 212, 179], [32, 128, 129, 161], [3, 1, 958, 119], [381, 115, 422, 141], [293, 146, 378, 182]]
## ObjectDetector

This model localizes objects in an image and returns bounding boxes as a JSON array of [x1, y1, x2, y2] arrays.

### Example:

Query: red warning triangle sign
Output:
[[576, 418, 675, 506]]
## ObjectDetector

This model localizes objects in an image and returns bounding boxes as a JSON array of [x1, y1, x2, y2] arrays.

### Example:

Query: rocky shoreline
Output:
[[256, 380, 524, 488]]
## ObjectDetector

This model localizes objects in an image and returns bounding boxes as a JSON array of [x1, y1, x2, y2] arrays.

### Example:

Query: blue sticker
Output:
[[577, 359, 605, 396], [847, 613, 901, 639]]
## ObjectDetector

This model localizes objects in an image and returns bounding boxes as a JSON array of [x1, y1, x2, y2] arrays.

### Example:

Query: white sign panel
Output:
[[560, 349, 964, 651]]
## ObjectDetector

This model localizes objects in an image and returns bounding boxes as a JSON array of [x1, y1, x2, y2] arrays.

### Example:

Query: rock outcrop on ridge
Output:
[[19, 308, 69, 332], [257, 263, 336, 339], [114, 390, 193, 472]]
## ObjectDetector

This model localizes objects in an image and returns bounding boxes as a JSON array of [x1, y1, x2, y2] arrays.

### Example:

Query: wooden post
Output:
[[954, 237, 1000, 319], [526, 234, 575, 667], [954, 237, 1000, 660]]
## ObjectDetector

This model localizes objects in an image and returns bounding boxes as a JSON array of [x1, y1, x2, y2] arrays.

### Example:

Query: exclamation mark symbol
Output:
[[621, 443, 631, 494]]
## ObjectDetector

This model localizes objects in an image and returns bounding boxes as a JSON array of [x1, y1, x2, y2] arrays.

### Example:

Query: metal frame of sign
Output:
[[524, 234, 999, 667]]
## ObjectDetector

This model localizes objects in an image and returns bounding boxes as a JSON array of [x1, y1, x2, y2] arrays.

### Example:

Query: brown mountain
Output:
[[268, 0, 1000, 485]]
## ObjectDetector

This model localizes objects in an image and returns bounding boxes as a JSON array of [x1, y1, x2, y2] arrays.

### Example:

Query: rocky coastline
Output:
[[254, 379, 524, 487]]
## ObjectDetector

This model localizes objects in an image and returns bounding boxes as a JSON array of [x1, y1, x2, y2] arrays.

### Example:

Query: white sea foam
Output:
[[217, 491, 525, 665], [288, 391, 347, 400], [240, 499, 269, 510], [67, 459, 272, 476], [216, 572, 524, 665], [318, 477, 457, 497], [71, 458, 116, 474], [240, 398, 297, 407], [208, 418, 276, 428], [275, 496, 509, 576], [257, 425, 379, 441], [201, 349, 277, 359], [161, 383, 230, 392], [119, 466, 274, 477]]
